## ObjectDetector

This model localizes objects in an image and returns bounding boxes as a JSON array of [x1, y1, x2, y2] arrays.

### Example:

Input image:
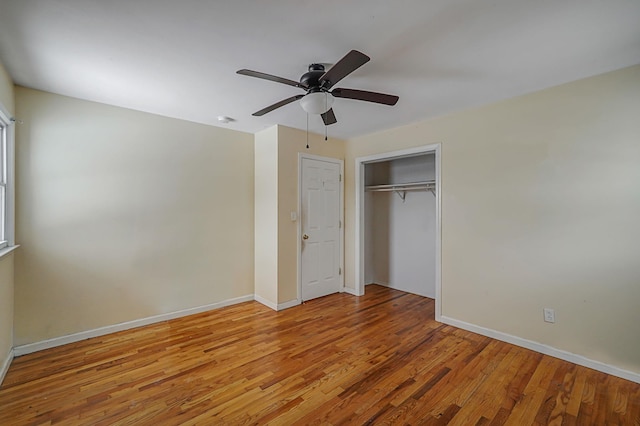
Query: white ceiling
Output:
[[0, 0, 639, 139]]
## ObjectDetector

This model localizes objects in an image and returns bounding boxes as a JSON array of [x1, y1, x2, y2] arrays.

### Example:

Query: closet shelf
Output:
[[365, 180, 436, 201]]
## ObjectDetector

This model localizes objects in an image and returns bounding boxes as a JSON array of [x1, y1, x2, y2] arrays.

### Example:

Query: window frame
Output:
[[0, 103, 15, 253]]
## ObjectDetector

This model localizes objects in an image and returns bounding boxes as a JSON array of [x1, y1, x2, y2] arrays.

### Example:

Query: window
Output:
[[0, 120, 5, 248], [0, 104, 14, 251]]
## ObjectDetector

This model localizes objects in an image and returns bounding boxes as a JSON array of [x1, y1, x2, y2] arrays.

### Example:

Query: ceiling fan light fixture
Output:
[[300, 92, 334, 114], [238, 50, 397, 124]]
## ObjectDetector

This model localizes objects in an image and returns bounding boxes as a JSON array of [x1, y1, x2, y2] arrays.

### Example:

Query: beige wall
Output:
[[253, 124, 346, 306], [345, 65, 640, 373], [0, 253, 13, 370], [254, 126, 279, 305], [277, 125, 346, 303], [0, 61, 14, 374], [14, 87, 255, 346]]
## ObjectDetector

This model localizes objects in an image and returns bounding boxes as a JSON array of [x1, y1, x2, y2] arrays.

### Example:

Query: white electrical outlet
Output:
[[543, 308, 555, 323]]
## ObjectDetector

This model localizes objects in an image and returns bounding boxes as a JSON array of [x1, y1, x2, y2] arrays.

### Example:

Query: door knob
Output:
[[302, 234, 309, 240]]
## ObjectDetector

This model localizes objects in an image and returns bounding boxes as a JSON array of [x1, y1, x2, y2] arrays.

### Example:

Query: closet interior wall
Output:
[[364, 154, 436, 298]]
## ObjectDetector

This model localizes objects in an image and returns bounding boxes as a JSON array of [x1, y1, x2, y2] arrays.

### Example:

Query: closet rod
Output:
[[365, 180, 436, 201], [365, 180, 435, 192]]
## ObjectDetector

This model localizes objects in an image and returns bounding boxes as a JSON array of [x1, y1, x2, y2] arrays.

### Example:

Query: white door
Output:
[[301, 157, 341, 301]]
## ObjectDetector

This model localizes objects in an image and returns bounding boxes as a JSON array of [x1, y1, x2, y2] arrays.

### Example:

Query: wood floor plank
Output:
[[1, 285, 638, 425]]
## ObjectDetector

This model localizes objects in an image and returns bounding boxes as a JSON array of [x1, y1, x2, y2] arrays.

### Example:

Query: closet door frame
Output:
[[354, 143, 442, 320]]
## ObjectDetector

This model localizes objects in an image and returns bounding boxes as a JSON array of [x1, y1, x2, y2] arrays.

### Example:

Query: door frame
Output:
[[355, 143, 442, 320], [298, 153, 345, 302]]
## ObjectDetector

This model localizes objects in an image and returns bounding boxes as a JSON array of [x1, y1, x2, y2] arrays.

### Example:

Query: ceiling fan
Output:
[[237, 50, 399, 125]]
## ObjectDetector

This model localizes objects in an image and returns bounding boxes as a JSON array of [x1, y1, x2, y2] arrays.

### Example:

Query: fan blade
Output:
[[252, 95, 304, 116], [331, 88, 399, 106], [319, 50, 370, 89], [321, 108, 337, 126], [237, 69, 307, 89]]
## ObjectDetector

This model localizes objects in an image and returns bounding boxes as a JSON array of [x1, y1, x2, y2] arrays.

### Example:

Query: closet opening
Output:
[[354, 144, 441, 320]]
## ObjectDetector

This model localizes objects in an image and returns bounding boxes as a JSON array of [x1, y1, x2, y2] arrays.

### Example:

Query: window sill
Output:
[[0, 245, 19, 259]]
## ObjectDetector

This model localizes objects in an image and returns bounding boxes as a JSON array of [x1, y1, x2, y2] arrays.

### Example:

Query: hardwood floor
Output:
[[1, 285, 638, 425]]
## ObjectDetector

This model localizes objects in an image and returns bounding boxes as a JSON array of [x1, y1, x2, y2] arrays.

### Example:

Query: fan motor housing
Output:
[[300, 64, 326, 89]]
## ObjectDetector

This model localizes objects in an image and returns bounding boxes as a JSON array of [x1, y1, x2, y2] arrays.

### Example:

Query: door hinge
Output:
[[339, 267, 342, 275], [339, 174, 342, 182], [339, 220, 342, 228]]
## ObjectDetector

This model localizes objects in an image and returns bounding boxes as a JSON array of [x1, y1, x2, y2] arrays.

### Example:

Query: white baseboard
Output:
[[342, 286, 360, 296], [277, 299, 300, 311], [13, 294, 254, 357], [0, 348, 14, 386], [254, 294, 278, 311], [371, 282, 434, 299], [366, 281, 388, 286], [440, 315, 640, 384], [254, 295, 300, 311]]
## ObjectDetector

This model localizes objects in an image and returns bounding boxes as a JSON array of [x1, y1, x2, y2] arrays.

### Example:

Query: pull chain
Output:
[[306, 113, 309, 149], [325, 95, 328, 141]]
